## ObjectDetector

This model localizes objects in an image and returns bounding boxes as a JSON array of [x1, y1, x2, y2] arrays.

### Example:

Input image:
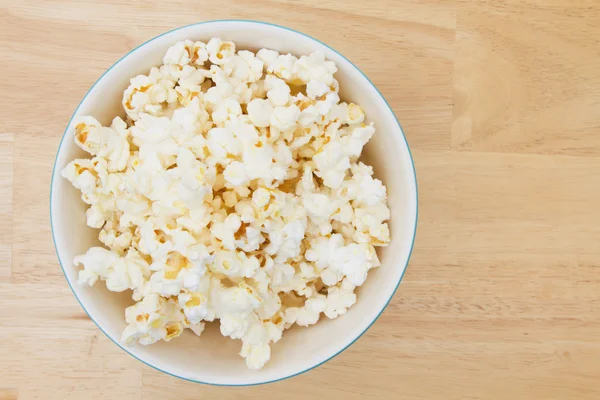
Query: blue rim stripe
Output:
[[50, 19, 418, 386]]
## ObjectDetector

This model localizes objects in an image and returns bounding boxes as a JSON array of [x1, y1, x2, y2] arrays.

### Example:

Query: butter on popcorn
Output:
[[62, 38, 391, 370]]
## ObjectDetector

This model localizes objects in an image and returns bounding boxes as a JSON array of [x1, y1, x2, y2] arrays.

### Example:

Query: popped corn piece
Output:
[[224, 161, 250, 187], [99, 225, 133, 255], [206, 38, 236, 65], [236, 225, 264, 252], [75, 247, 150, 297], [61, 157, 108, 200], [323, 279, 357, 319], [149, 246, 214, 296], [210, 213, 242, 251], [247, 98, 273, 128], [178, 280, 212, 324], [347, 103, 365, 125], [206, 126, 242, 161], [240, 342, 271, 370], [212, 97, 242, 125], [354, 173, 387, 207], [189, 321, 206, 336], [220, 313, 251, 339], [86, 202, 113, 229], [297, 103, 320, 127], [74, 246, 119, 287], [269, 53, 297, 81], [175, 66, 209, 106], [236, 50, 264, 82], [121, 294, 186, 345], [305, 232, 380, 286], [213, 280, 263, 315], [251, 187, 271, 208], [306, 80, 330, 99], [284, 295, 327, 327], [189, 41, 210, 66], [163, 40, 209, 67], [265, 219, 306, 263], [343, 123, 376, 160], [302, 192, 335, 233], [163, 40, 192, 66], [72, 117, 130, 172], [264, 75, 291, 106], [122, 67, 178, 121], [270, 104, 300, 131], [211, 249, 260, 279], [293, 51, 337, 85], [256, 48, 279, 69], [313, 141, 351, 190]]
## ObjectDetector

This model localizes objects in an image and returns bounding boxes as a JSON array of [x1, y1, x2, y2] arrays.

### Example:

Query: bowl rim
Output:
[[50, 19, 419, 386]]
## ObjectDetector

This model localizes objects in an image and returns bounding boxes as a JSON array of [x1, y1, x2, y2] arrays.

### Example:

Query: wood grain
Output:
[[452, 0, 600, 156], [0, 133, 13, 282], [1, 0, 599, 399]]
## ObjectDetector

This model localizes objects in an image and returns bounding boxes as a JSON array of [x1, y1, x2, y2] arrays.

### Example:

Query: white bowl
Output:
[[50, 20, 418, 386]]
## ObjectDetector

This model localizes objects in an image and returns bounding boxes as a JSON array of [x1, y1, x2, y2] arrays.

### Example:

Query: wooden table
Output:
[[2, 1, 599, 399]]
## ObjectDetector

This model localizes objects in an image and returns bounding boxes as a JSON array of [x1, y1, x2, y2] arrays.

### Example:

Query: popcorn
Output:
[[122, 67, 178, 121], [241, 140, 292, 187], [236, 50, 264, 82], [354, 173, 387, 207], [236, 225, 263, 252], [347, 103, 365, 125], [224, 161, 250, 187], [63, 38, 390, 370], [303, 192, 335, 232], [148, 249, 212, 296], [210, 213, 242, 251], [285, 295, 327, 327], [264, 75, 291, 106], [163, 39, 209, 67], [256, 48, 279, 69], [206, 38, 236, 65], [99, 224, 133, 255], [213, 281, 263, 314], [307, 80, 330, 99], [206, 127, 242, 161], [176, 66, 209, 106], [163, 40, 191, 66], [293, 51, 337, 85], [178, 289, 212, 324], [240, 342, 270, 370], [211, 249, 260, 278], [298, 105, 320, 127], [323, 279, 357, 319], [270, 104, 300, 131], [61, 157, 107, 197], [74, 247, 119, 287], [86, 203, 112, 228], [212, 97, 242, 125], [72, 117, 130, 172], [247, 98, 273, 128], [269, 53, 297, 81], [75, 247, 150, 298], [251, 187, 271, 208], [266, 219, 306, 263], [220, 313, 251, 339], [121, 294, 187, 345], [313, 140, 351, 189], [343, 124, 376, 160]]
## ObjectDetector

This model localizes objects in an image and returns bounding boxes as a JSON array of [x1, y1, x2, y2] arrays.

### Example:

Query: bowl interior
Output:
[[51, 21, 417, 385]]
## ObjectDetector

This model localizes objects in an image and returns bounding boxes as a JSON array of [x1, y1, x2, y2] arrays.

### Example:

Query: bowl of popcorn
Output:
[[50, 20, 417, 385]]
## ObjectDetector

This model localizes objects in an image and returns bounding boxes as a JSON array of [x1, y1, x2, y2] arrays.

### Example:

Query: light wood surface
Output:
[[2, 0, 600, 399]]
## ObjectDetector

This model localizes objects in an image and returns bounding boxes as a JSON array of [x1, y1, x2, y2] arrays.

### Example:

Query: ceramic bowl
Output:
[[50, 20, 418, 386]]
